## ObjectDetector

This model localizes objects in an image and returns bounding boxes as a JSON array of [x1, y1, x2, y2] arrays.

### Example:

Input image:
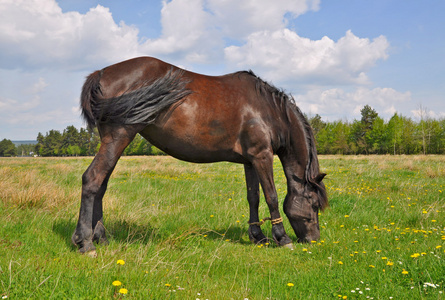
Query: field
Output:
[[0, 155, 444, 299]]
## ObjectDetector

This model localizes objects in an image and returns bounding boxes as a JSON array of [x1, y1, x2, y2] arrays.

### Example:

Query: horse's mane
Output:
[[238, 70, 328, 209]]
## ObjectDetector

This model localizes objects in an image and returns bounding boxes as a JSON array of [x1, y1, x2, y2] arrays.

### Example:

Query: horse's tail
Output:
[[79, 68, 192, 129], [80, 70, 102, 129]]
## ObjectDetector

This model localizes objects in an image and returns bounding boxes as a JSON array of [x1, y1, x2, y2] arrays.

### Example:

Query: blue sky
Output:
[[1, 0, 444, 140]]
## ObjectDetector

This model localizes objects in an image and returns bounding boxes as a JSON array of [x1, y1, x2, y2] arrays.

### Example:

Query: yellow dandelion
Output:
[[369, 265, 375, 268], [210, 215, 214, 218], [112, 281, 122, 287], [165, 283, 171, 287], [338, 261, 343, 265], [387, 261, 394, 266], [436, 245, 442, 249], [287, 283, 294, 287], [116, 259, 125, 265], [119, 288, 128, 294], [402, 269, 408, 275], [302, 248, 308, 252], [344, 215, 349, 218]]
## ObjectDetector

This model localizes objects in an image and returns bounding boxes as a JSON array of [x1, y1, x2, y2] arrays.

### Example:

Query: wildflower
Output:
[[387, 261, 394, 266], [287, 283, 294, 287], [302, 248, 308, 252], [210, 215, 214, 218], [338, 261, 343, 265], [112, 281, 122, 287], [344, 215, 349, 218], [381, 257, 387, 260], [436, 245, 442, 249], [119, 288, 128, 294], [402, 269, 409, 275], [165, 284, 171, 287], [117, 259, 125, 265], [424, 282, 437, 288], [369, 265, 375, 268]]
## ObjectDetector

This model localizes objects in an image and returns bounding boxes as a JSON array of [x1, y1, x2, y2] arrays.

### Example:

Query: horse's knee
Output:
[[81, 169, 102, 196]]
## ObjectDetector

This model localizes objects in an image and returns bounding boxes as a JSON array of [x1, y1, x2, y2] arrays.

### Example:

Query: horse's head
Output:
[[283, 173, 327, 243]]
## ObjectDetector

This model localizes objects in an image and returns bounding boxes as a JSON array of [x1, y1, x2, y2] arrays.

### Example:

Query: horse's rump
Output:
[[81, 68, 192, 129]]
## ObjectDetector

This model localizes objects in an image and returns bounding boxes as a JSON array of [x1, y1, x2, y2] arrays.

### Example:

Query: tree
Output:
[[124, 134, 152, 155], [308, 114, 325, 137], [62, 125, 80, 155], [38, 130, 63, 156], [360, 105, 379, 154], [0, 139, 17, 157]]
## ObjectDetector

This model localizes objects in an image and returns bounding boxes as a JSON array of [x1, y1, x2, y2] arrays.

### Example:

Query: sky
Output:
[[1, 0, 444, 140]]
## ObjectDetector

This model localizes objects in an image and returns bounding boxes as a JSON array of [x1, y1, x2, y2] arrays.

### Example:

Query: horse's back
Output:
[[99, 57, 177, 98]]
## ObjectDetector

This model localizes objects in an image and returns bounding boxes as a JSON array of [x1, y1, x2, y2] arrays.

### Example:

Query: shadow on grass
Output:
[[52, 218, 159, 251], [52, 218, 264, 251]]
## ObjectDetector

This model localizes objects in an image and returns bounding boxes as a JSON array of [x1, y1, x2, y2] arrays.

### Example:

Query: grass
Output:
[[0, 155, 444, 299]]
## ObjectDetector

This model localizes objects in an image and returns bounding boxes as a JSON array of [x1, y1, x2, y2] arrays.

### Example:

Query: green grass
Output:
[[1, 155, 444, 299]]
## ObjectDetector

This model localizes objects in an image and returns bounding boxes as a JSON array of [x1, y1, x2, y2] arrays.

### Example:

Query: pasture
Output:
[[0, 155, 444, 299]]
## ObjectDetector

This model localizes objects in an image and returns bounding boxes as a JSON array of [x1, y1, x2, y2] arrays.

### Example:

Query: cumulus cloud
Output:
[[0, 0, 140, 70], [295, 87, 411, 119], [206, 0, 320, 39], [140, 0, 320, 63], [139, 0, 220, 63], [0, 0, 324, 69], [225, 30, 389, 85]]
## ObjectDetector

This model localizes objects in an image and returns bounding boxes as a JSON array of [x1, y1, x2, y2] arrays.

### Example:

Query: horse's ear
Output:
[[315, 173, 326, 183]]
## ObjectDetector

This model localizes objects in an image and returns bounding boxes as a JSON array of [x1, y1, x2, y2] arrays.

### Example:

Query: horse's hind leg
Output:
[[244, 164, 269, 244], [72, 125, 138, 255]]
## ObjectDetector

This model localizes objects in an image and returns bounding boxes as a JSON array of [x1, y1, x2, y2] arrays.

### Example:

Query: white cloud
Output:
[[295, 87, 411, 120], [0, 0, 324, 69], [0, 0, 140, 70], [206, 0, 319, 39], [139, 0, 219, 63], [225, 29, 389, 85]]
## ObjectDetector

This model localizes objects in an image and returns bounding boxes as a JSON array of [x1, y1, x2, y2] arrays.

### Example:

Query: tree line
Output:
[[309, 105, 445, 155], [1, 105, 444, 157]]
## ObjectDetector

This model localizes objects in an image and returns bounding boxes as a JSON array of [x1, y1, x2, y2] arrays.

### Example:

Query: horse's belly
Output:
[[139, 124, 247, 164]]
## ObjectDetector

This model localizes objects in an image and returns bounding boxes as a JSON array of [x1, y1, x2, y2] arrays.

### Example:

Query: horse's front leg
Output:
[[244, 164, 269, 244], [252, 151, 294, 249], [72, 126, 135, 255]]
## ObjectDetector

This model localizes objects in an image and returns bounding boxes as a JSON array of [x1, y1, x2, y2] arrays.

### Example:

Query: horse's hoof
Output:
[[283, 243, 295, 250], [85, 250, 98, 258]]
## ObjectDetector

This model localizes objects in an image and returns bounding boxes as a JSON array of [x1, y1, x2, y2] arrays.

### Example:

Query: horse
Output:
[[72, 56, 328, 256]]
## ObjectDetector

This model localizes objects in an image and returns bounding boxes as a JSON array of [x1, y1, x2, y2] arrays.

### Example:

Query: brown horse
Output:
[[72, 56, 327, 256]]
